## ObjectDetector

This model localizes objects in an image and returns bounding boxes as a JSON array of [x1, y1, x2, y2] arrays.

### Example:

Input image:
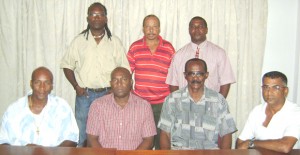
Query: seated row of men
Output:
[[0, 58, 299, 153]]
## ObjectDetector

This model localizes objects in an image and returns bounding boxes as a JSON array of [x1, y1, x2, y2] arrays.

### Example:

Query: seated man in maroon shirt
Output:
[[86, 67, 157, 150]]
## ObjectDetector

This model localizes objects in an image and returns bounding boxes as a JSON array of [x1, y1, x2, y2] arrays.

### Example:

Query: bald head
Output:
[[31, 67, 53, 83]]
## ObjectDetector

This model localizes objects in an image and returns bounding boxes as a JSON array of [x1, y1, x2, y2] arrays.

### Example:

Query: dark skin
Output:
[[87, 67, 154, 150], [169, 18, 231, 98], [143, 15, 160, 54], [63, 4, 108, 96], [1, 67, 76, 147], [237, 77, 296, 153], [161, 60, 233, 150]]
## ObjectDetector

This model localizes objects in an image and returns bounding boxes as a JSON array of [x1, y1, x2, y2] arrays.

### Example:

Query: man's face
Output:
[[185, 61, 208, 90], [143, 17, 160, 40], [262, 77, 288, 106], [110, 69, 132, 99], [189, 19, 208, 44], [87, 5, 107, 31], [30, 70, 53, 101]]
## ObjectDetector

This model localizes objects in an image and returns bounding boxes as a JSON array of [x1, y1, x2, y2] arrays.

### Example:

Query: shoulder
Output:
[[48, 94, 72, 110], [129, 38, 144, 50], [249, 103, 265, 116], [89, 94, 114, 111], [161, 39, 174, 47], [167, 87, 188, 100], [108, 34, 123, 43], [130, 93, 151, 106], [176, 43, 191, 54], [205, 87, 222, 99], [206, 41, 226, 53], [70, 33, 88, 43], [5, 96, 27, 114], [284, 100, 300, 113]]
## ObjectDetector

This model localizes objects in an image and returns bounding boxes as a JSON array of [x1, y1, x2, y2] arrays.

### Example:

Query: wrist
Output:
[[73, 84, 79, 90], [248, 138, 255, 149]]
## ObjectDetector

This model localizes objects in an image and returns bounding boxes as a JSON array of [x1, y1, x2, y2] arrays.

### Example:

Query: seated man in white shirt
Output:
[[0, 66, 79, 147], [237, 71, 300, 153]]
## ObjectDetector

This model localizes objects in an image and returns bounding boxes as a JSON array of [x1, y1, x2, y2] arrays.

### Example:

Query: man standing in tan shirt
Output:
[[60, 2, 129, 147]]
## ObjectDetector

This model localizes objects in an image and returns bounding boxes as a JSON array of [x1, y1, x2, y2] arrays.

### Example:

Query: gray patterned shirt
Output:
[[158, 86, 237, 150]]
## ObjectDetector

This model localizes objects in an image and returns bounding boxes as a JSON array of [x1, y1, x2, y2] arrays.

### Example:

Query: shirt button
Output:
[[119, 136, 121, 139], [120, 123, 122, 126]]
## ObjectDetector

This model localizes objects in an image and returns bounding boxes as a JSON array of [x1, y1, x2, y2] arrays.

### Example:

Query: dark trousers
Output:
[[151, 103, 163, 150]]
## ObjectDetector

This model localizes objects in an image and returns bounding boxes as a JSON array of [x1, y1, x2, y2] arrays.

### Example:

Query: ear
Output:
[[184, 72, 188, 80], [284, 87, 289, 98], [204, 72, 209, 79], [30, 80, 33, 89], [50, 83, 54, 91], [205, 27, 208, 34]]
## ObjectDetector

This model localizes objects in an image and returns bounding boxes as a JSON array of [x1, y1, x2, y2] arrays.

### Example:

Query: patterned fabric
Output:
[[0, 94, 79, 146], [127, 36, 175, 104], [60, 30, 130, 88], [166, 40, 236, 92], [239, 100, 300, 149], [86, 93, 157, 150], [158, 86, 237, 150]]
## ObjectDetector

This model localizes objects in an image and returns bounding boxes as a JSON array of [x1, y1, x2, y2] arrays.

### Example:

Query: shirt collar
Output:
[[142, 35, 163, 46], [191, 39, 208, 51]]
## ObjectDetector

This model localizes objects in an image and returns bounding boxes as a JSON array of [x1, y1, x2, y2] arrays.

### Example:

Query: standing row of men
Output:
[[0, 2, 299, 153], [59, 2, 236, 148]]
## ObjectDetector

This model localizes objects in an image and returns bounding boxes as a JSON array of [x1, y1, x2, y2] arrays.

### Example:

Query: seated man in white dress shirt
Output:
[[0, 66, 79, 147], [237, 71, 300, 153]]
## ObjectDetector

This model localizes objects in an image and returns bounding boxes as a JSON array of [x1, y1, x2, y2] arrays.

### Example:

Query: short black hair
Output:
[[189, 16, 207, 28], [184, 58, 207, 72], [262, 71, 288, 85]]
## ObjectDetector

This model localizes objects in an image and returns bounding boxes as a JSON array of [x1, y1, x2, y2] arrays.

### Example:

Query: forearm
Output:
[[63, 68, 78, 89], [236, 138, 249, 149], [136, 136, 154, 150], [253, 137, 297, 153], [58, 140, 77, 147], [237, 137, 297, 153], [169, 85, 179, 93], [160, 130, 171, 150], [219, 84, 230, 98], [219, 134, 232, 149], [87, 134, 103, 148]]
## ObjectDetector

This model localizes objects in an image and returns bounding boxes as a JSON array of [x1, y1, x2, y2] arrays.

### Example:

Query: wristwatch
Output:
[[248, 138, 255, 149]]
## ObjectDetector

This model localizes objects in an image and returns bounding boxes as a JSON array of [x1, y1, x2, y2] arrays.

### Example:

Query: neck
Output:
[[188, 87, 204, 102], [146, 38, 159, 44], [29, 95, 47, 114], [192, 38, 206, 45], [266, 101, 285, 115], [91, 29, 105, 37], [114, 95, 130, 108]]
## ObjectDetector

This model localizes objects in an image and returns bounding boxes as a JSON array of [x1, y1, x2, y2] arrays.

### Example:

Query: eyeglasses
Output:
[[185, 71, 206, 77], [261, 85, 287, 91], [88, 13, 106, 17]]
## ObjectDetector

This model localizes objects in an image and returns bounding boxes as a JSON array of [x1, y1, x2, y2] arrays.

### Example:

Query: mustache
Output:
[[191, 80, 201, 84]]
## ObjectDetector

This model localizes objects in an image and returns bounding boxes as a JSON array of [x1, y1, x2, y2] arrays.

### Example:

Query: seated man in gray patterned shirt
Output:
[[158, 58, 237, 150]]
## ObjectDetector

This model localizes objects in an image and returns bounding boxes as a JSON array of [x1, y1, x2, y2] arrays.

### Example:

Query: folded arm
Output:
[[236, 136, 297, 153]]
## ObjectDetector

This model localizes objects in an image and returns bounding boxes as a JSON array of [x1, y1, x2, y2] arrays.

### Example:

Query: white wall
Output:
[[263, 0, 300, 104]]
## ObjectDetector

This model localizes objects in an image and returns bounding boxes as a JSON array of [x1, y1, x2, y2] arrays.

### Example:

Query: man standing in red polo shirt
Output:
[[127, 14, 175, 149]]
